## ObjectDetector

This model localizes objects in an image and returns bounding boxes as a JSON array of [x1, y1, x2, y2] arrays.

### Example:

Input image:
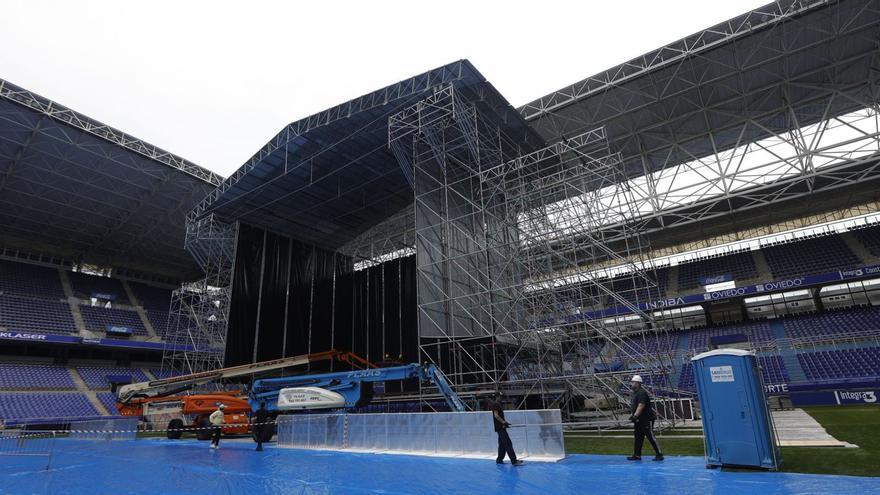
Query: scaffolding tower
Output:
[[388, 84, 683, 423], [161, 214, 238, 375]]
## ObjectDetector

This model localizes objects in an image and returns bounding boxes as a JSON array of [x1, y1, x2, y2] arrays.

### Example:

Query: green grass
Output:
[[564, 405, 880, 477], [779, 406, 880, 477]]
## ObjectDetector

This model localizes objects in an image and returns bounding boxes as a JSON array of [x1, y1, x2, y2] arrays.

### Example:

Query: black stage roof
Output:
[[191, 1, 880, 259], [191, 60, 539, 251], [0, 78, 221, 282]]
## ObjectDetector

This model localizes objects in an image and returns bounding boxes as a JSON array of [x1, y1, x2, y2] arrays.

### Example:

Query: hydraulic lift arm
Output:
[[249, 363, 466, 413], [116, 350, 374, 404]]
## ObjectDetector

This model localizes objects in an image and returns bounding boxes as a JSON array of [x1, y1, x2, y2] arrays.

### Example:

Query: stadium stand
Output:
[[678, 355, 789, 391], [79, 305, 148, 336], [0, 392, 100, 421], [96, 392, 119, 415], [606, 267, 668, 304], [0, 259, 65, 300], [145, 309, 171, 337], [0, 363, 76, 390], [149, 368, 178, 380], [677, 250, 758, 291], [688, 320, 774, 351], [798, 347, 880, 381], [128, 281, 172, 310], [76, 366, 151, 390], [0, 294, 77, 334], [850, 223, 880, 257], [761, 234, 862, 280], [782, 306, 880, 341], [69, 271, 129, 304], [622, 332, 678, 354]]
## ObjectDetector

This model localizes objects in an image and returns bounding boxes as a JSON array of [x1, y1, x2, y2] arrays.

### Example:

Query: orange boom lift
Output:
[[114, 350, 374, 439]]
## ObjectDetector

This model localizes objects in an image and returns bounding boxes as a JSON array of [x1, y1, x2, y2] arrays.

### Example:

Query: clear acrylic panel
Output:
[[275, 410, 564, 459]]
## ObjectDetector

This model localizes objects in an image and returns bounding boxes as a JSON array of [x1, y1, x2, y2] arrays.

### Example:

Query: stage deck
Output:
[[1, 438, 878, 494]]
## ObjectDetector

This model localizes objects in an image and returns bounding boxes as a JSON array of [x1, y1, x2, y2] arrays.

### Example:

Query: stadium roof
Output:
[[520, 0, 880, 251], [191, 60, 540, 251], [0, 78, 221, 282]]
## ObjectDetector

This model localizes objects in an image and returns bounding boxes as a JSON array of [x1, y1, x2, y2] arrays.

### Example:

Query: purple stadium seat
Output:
[[79, 305, 147, 335], [678, 250, 758, 291], [851, 224, 880, 257], [0, 294, 77, 334], [688, 320, 774, 351], [0, 363, 76, 389], [678, 355, 788, 390], [783, 306, 880, 340], [68, 272, 129, 304], [127, 281, 172, 310], [0, 392, 100, 421], [762, 234, 861, 280], [76, 367, 150, 389], [797, 347, 880, 381], [0, 259, 65, 300]]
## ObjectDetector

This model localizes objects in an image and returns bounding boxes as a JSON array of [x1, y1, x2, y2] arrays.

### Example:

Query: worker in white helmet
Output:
[[627, 375, 663, 461]]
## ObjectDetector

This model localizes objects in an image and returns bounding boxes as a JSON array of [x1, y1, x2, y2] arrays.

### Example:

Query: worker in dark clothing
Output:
[[253, 402, 270, 451], [627, 375, 663, 461], [488, 393, 523, 466]]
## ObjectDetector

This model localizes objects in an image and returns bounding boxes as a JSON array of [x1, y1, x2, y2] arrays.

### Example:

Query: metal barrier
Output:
[[277, 410, 565, 461], [68, 418, 139, 441], [0, 430, 56, 470]]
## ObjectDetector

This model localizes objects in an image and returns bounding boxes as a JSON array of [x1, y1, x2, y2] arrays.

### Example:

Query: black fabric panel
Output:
[[351, 269, 368, 360], [400, 255, 419, 364], [383, 259, 401, 361], [285, 240, 314, 358], [225, 224, 264, 367], [310, 251, 336, 371], [254, 232, 289, 362], [226, 224, 418, 373], [367, 265, 383, 363], [332, 268, 354, 371]]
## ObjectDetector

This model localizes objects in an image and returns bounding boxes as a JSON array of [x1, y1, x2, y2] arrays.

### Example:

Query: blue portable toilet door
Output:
[[698, 359, 762, 466]]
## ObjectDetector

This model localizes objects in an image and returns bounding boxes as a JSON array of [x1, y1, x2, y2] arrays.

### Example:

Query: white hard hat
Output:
[[630, 375, 643, 383]]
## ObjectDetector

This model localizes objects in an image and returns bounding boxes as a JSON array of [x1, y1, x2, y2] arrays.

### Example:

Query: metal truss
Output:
[[388, 84, 684, 423], [0, 78, 221, 186], [520, 0, 880, 253], [188, 61, 478, 225], [0, 79, 215, 279], [161, 214, 238, 375], [338, 206, 416, 269]]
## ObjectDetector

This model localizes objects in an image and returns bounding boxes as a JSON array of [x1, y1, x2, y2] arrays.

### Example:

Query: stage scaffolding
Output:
[[387, 84, 684, 422], [161, 214, 238, 375]]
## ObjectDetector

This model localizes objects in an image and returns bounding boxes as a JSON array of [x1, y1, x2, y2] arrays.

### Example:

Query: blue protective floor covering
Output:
[[1, 438, 878, 495]]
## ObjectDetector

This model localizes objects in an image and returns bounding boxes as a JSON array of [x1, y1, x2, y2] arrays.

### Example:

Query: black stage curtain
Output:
[[225, 224, 264, 366], [254, 232, 289, 362], [225, 222, 419, 370]]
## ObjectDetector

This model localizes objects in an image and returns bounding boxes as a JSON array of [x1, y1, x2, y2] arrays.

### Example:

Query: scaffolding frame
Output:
[[388, 84, 683, 422], [161, 214, 238, 375]]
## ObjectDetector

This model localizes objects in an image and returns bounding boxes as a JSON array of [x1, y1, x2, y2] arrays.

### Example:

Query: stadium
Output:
[[1, 1, 879, 493]]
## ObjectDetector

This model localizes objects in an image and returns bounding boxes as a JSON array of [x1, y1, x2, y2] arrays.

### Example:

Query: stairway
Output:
[[770, 319, 807, 382], [841, 231, 878, 264], [751, 249, 774, 281], [664, 264, 680, 295], [70, 368, 110, 415], [59, 270, 88, 335], [122, 280, 158, 338]]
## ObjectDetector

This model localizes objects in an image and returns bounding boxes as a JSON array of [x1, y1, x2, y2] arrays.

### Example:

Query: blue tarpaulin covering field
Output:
[[1, 438, 878, 495]]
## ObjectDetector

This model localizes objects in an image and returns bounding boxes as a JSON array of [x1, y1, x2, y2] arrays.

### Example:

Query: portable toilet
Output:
[[691, 348, 781, 470]]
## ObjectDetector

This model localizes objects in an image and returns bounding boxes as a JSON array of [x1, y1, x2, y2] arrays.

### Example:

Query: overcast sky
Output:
[[1, 0, 767, 178]]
